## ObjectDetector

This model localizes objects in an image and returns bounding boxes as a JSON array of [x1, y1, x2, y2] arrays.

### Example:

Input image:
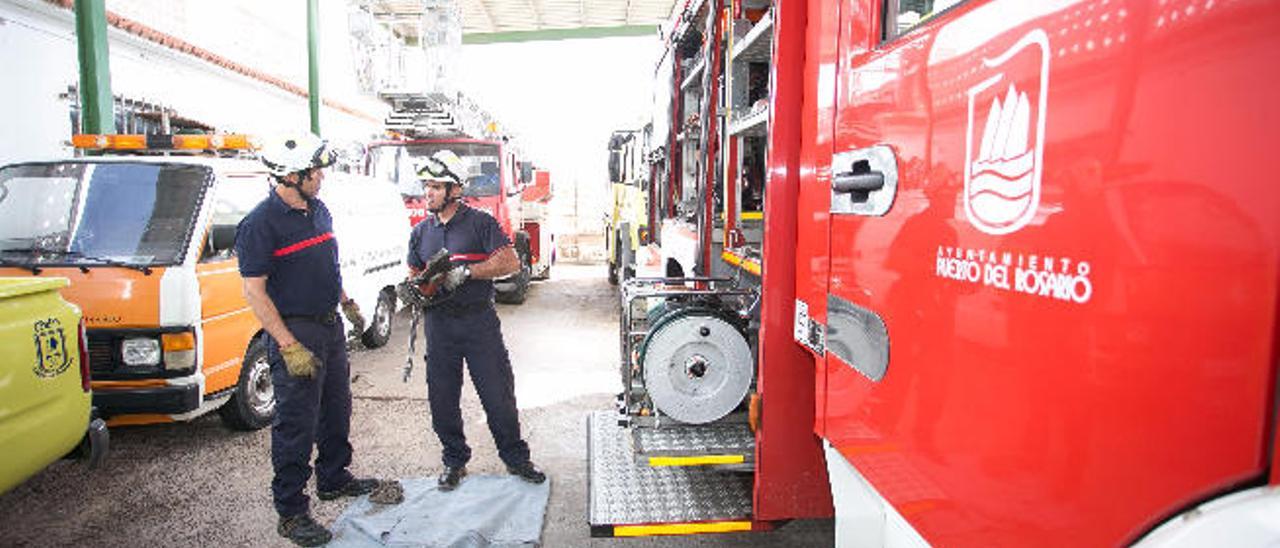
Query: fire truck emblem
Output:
[[964, 29, 1050, 235], [33, 317, 72, 378]]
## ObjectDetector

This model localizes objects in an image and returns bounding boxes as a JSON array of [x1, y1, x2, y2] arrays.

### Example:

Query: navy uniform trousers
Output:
[[267, 316, 355, 518], [424, 305, 530, 469]]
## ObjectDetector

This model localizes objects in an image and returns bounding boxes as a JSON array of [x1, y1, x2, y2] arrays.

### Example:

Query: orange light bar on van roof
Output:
[[111, 134, 147, 150], [172, 134, 211, 149], [72, 133, 257, 152]]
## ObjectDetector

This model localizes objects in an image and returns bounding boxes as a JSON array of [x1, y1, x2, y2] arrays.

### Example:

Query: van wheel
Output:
[[220, 338, 274, 431], [607, 234, 620, 285], [361, 289, 395, 348], [616, 234, 634, 283]]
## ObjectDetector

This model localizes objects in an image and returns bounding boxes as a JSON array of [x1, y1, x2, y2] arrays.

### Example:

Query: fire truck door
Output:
[[824, 0, 950, 449], [824, 1, 1280, 545]]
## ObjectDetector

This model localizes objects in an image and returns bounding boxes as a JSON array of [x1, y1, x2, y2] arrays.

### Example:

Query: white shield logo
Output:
[[964, 29, 1050, 235]]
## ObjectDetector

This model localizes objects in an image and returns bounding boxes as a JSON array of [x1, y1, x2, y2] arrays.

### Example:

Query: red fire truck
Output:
[[368, 137, 539, 303], [522, 168, 555, 280], [588, 0, 1280, 545]]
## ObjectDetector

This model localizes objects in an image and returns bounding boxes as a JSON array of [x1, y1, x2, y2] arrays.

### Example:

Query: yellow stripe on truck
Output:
[[647, 455, 745, 467], [614, 521, 753, 536]]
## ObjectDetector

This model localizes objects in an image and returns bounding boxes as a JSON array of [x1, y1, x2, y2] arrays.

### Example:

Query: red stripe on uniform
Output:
[[274, 232, 334, 257], [450, 253, 488, 262]]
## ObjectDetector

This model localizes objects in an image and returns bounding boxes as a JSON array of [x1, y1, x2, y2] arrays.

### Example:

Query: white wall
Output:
[[0, 0, 386, 167], [457, 35, 661, 234]]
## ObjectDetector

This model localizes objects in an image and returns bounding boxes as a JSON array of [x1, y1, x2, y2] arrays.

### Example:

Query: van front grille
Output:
[[88, 338, 117, 372], [84, 330, 188, 380]]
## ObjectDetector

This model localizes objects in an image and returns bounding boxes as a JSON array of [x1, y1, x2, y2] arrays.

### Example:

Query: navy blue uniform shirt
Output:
[[408, 204, 511, 310], [235, 190, 343, 316]]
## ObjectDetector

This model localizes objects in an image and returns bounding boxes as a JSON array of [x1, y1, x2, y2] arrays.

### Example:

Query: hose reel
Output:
[[638, 305, 753, 424]]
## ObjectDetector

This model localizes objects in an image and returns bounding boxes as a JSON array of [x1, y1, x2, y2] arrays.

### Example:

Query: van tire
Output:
[[361, 289, 395, 348], [220, 338, 274, 431], [607, 233, 620, 285]]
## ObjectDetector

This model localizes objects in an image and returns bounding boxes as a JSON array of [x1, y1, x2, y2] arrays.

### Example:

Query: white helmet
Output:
[[414, 150, 467, 189], [261, 133, 337, 178]]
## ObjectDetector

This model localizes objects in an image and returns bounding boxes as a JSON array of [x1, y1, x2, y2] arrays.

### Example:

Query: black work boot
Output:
[[438, 466, 467, 491], [317, 477, 380, 501], [277, 514, 332, 547], [507, 461, 547, 484]]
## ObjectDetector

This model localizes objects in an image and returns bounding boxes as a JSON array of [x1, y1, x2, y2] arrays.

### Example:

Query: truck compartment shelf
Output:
[[681, 59, 706, 91], [729, 106, 769, 136], [731, 11, 774, 64]]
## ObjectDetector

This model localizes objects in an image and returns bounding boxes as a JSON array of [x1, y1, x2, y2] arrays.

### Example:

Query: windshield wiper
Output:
[[0, 249, 154, 275], [74, 253, 154, 275], [0, 257, 43, 275]]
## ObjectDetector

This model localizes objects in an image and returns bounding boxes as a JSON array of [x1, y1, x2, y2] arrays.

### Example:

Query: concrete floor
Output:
[[0, 263, 833, 547]]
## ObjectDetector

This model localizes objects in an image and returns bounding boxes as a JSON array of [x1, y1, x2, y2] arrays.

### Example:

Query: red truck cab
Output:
[[367, 138, 536, 303]]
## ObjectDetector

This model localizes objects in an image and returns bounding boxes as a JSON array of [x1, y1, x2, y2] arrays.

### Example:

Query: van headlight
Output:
[[121, 338, 161, 366], [160, 332, 197, 371]]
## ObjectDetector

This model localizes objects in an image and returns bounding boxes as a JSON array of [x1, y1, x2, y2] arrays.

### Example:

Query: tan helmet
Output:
[[414, 150, 467, 190], [260, 133, 337, 178]]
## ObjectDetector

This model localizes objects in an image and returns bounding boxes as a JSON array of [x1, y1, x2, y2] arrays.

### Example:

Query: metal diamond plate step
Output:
[[633, 420, 755, 466], [588, 411, 753, 536]]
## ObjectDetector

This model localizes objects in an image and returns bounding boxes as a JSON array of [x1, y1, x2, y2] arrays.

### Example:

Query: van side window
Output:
[[201, 175, 268, 262], [884, 0, 965, 40]]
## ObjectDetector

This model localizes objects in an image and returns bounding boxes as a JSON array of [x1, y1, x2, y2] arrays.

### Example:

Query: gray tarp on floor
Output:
[[329, 476, 550, 548]]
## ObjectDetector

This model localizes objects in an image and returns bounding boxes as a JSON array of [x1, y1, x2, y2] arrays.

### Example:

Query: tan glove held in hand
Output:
[[438, 265, 470, 292], [281, 342, 319, 378], [341, 300, 366, 335]]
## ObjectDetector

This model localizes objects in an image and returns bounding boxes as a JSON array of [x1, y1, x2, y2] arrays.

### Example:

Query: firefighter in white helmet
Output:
[[404, 149, 546, 491], [235, 133, 389, 547]]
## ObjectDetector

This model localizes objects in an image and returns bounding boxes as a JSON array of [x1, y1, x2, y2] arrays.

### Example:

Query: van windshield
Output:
[[369, 142, 502, 198], [0, 162, 210, 266]]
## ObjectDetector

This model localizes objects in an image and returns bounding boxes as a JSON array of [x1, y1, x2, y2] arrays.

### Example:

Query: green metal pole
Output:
[[74, 0, 114, 134], [307, 0, 321, 136]]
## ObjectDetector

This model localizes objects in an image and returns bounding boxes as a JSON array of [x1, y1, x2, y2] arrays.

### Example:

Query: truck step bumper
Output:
[[587, 411, 755, 537], [632, 419, 755, 468]]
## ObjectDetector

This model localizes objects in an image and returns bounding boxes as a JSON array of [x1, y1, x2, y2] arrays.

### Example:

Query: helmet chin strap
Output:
[[427, 181, 462, 213], [277, 169, 316, 201]]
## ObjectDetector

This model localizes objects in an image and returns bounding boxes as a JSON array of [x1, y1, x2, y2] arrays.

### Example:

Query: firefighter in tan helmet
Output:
[[404, 149, 546, 491]]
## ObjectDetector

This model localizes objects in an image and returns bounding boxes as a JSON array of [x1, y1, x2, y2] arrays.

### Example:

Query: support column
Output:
[[74, 0, 114, 133], [307, 0, 321, 135]]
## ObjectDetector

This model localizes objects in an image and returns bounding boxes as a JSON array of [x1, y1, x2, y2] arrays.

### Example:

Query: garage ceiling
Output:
[[369, 0, 677, 43]]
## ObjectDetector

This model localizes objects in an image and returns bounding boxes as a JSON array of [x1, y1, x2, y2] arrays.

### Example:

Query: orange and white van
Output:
[[0, 136, 408, 429]]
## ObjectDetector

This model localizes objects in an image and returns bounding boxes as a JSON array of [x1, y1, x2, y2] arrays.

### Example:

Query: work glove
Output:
[[341, 299, 366, 335], [280, 342, 319, 378], [435, 265, 470, 293], [369, 480, 405, 505], [396, 281, 425, 307]]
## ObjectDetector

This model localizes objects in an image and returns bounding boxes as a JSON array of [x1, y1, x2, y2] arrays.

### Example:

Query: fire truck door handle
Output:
[[830, 145, 897, 216], [832, 171, 885, 195]]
